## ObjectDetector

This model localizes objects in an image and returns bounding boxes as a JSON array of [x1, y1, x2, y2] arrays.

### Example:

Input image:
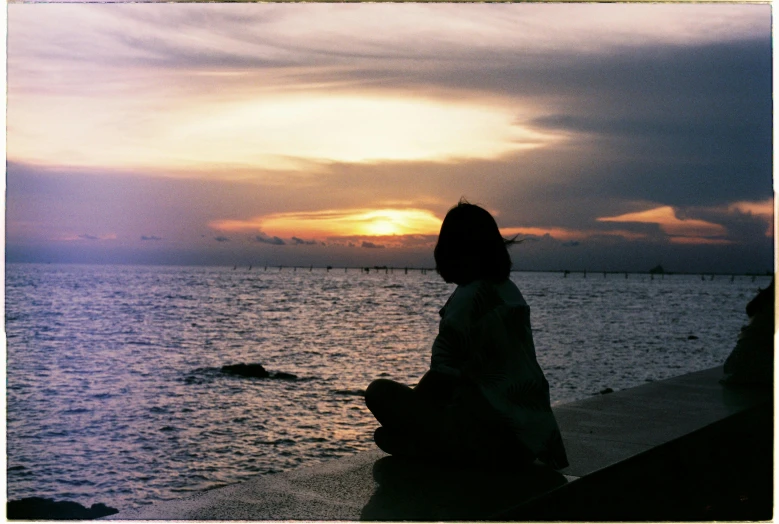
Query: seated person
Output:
[[722, 278, 774, 386], [365, 200, 568, 469]]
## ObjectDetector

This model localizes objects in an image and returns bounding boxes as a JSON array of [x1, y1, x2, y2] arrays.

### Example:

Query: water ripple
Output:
[[6, 264, 767, 512]]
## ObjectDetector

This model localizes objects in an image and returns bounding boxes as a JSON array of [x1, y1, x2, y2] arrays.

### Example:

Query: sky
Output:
[[5, 3, 774, 273]]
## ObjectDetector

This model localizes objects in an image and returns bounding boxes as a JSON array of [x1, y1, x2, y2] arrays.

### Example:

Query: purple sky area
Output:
[[6, 3, 774, 273]]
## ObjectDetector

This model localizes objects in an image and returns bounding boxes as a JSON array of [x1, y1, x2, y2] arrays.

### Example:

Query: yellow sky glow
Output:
[[210, 208, 443, 238], [8, 92, 555, 172], [170, 95, 554, 168]]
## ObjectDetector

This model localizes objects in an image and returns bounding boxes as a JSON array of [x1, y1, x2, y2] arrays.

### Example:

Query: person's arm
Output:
[[414, 369, 457, 405]]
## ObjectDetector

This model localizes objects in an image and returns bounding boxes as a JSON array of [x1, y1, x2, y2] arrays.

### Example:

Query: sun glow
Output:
[[210, 208, 443, 239]]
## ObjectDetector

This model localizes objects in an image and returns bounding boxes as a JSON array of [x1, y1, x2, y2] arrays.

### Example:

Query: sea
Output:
[[5, 263, 770, 512]]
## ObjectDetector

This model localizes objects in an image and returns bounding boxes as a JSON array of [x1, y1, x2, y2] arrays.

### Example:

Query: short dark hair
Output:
[[434, 200, 517, 285]]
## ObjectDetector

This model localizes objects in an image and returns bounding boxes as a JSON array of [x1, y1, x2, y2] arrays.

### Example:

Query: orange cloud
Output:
[[501, 226, 646, 241], [210, 208, 442, 239], [327, 234, 439, 249], [728, 198, 774, 218], [597, 205, 728, 244], [728, 198, 774, 237], [668, 236, 732, 245]]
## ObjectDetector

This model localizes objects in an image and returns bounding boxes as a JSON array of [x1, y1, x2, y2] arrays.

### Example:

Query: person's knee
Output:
[[365, 378, 394, 411]]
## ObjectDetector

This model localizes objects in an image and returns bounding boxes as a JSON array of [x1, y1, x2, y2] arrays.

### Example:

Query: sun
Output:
[[354, 210, 441, 237], [364, 218, 400, 236]]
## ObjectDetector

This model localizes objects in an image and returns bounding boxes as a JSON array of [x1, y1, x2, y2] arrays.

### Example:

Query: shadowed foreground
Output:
[[107, 366, 771, 521]]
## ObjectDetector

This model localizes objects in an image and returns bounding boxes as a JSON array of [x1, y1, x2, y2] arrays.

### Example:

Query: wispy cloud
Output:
[[291, 236, 317, 246], [255, 235, 285, 246]]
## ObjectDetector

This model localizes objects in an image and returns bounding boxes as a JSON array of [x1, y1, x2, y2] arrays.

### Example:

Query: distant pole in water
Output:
[[310, 265, 313, 272], [563, 270, 569, 278], [701, 275, 705, 281], [731, 275, 735, 282], [710, 274, 714, 281], [405, 267, 408, 274], [603, 272, 607, 278], [583, 270, 587, 278], [248, 265, 252, 270], [625, 272, 628, 279]]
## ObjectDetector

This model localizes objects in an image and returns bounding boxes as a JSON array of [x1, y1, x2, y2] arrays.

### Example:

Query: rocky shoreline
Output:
[[7, 497, 119, 520]]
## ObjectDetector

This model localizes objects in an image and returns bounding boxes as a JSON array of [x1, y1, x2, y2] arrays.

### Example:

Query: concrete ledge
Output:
[[109, 366, 772, 520]]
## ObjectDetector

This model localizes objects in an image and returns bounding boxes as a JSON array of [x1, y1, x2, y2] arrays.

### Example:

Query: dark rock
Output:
[[688, 335, 699, 340], [271, 371, 298, 380], [599, 388, 614, 395], [221, 363, 269, 378], [7, 497, 119, 520]]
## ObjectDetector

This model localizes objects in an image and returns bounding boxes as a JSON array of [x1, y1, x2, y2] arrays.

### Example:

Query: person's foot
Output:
[[373, 426, 397, 454], [374, 426, 424, 456]]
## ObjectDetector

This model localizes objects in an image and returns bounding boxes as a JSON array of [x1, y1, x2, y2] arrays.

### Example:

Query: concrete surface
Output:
[[109, 366, 772, 520]]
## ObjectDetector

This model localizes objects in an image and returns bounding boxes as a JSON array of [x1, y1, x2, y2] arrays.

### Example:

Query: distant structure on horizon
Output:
[[648, 264, 666, 275]]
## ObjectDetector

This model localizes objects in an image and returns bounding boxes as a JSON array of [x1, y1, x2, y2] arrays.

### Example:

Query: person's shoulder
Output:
[[495, 278, 528, 307], [450, 279, 497, 305], [440, 280, 486, 323], [444, 279, 519, 321]]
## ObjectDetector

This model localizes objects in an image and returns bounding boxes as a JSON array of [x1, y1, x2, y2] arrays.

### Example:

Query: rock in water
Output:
[[272, 371, 298, 380], [7, 497, 119, 520], [221, 363, 270, 378]]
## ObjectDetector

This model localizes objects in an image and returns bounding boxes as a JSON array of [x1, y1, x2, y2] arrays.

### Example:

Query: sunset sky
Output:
[[6, 3, 774, 273]]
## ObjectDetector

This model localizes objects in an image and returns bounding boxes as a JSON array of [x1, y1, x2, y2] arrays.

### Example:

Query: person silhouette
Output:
[[365, 200, 568, 469]]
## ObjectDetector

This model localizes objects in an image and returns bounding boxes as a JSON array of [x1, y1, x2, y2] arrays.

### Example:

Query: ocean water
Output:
[[5, 263, 769, 512]]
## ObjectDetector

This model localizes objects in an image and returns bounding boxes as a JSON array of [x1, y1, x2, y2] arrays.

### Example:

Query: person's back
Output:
[[432, 277, 567, 468]]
